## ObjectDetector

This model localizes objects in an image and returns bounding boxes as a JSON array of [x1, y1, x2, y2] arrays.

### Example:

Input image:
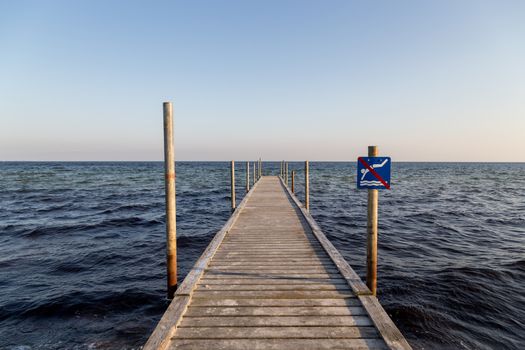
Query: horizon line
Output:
[[1, 160, 524, 163]]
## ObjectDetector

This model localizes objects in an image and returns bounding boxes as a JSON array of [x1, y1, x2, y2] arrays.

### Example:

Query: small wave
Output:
[[99, 203, 159, 215], [19, 217, 162, 239], [0, 289, 166, 321]]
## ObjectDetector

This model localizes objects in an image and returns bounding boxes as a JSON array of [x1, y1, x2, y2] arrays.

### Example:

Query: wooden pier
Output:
[[145, 175, 411, 350]]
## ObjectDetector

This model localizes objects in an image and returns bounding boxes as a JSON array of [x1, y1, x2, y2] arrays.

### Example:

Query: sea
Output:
[[0, 162, 524, 350]]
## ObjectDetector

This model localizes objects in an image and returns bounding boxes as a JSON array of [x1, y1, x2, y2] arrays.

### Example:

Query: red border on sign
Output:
[[358, 157, 390, 189]]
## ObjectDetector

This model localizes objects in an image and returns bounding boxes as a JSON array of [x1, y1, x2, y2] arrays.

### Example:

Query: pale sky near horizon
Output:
[[1, 1, 524, 161]]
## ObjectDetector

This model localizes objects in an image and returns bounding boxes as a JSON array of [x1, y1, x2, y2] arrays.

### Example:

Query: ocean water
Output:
[[0, 162, 524, 350]]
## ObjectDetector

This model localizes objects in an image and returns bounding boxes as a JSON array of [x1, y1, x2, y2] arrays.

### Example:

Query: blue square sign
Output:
[[357, 157, 391, 190]]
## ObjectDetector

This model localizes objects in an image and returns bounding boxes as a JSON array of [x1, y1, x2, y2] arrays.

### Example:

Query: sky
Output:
[[1, 0, 524, 161]]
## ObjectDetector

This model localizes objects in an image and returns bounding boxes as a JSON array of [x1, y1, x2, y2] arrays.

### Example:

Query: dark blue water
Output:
[[0, 162, 524, 349]]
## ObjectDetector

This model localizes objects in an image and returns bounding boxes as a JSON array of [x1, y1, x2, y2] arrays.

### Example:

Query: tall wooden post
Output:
[[291, 170, 295, 193], [280, 161, 283, 178], [259, 158, 262, 178], [366, 146, 379, 296], [285, 162, 289, 187], [163, 102, 177, 299], [231, 160, 236, 212], [253, 161, 256, 184], [246, 161, 250, 192], [305, 160, 310, 211]]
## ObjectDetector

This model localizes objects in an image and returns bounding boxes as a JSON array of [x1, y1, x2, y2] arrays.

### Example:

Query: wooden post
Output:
[[163, 101, 177, 299], [231, 160, 236, 212], [305, 160, 310, 211], [259, 158, 262, 178], [253, 161, 256, 184], [291, 170, 295, 193], [366, 146, 379, 296], [285, 162, 289, 187], [246, 161, 250, 192], [280, 161, 283, 178]]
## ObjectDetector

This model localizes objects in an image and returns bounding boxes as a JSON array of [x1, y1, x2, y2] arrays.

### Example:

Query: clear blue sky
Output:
[[1, 0, 524, 161]]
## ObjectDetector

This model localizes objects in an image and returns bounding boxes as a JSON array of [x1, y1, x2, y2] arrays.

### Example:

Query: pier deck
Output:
[[145, 176, 411, 350]]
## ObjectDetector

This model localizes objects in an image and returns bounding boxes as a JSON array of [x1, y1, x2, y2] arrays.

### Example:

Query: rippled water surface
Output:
[[0, 162, 524, 349]]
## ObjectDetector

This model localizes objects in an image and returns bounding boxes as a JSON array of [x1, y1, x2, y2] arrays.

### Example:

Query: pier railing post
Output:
[[231, 160, 236, 212], [285, 162, 288, 186], [246, 161, 250, 192], [259, 158, 262, 178], [253, 161, 256, 184], [280, 161, 283, 178], [163, 102, 177, 299], [291, 170, 295, 193], [366, 146, 379, 296], [305, 160, 310, 211]]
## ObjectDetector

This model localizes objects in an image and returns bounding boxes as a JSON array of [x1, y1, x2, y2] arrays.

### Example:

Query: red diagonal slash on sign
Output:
[[358, 157, 390, 190]]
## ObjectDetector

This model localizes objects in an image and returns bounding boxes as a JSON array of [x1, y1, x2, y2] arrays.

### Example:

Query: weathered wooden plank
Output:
[[179, 315, 375, 327], [208, 259, 335, 267], [191, 290, 354, 298], [198, 278, 347, 285], [174, 326, 379, 339], [212, 256, 333, 263], [202, 273, 342, 279], [190, 298, 360, 307], [209, 260, 334, 265], [215, 249, 327, 254], [196, 284, 350, 291], [208, 261, 335, 272], [219, 243, 323, 248], [185, 306, 366, 316], [205, 267, 339, 273], [212, 253, 330, 258], [169, 338, 388, 350]]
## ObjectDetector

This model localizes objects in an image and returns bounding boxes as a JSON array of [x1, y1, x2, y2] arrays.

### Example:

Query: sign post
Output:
[[357, 146, 391, 296]]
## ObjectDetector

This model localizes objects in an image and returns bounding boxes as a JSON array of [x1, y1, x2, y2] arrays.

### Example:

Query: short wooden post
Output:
[[246, 161, 250, 192], [163, 102, 177, 299], [366, 146, 379, 296], [291, 170, 295, 193], [305, 160, 310, 211], [230, 160, 236, 212]]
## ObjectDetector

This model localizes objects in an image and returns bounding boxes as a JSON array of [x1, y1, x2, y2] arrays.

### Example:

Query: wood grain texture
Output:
[[148, 176, 411, 350], [179, 315, 375, 327], [168, 338, 388, 350]]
